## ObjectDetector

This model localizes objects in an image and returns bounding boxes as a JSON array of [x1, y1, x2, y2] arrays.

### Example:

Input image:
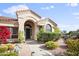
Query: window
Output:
[[46, 24, 52, 32], [6, 27, 18, 39], [12, 27, 18, 34], [12, 27, 18, 38]]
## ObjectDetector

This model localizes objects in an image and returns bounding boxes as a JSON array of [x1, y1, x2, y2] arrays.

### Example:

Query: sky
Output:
[[0, 3, 79, 32]]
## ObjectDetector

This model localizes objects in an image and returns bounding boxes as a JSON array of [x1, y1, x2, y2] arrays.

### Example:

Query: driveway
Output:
[[26, 40, 53, 56]]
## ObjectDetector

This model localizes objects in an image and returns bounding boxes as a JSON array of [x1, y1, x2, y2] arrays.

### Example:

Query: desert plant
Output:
[[65, 39, 79, 56], [45, 41, 58, 49]]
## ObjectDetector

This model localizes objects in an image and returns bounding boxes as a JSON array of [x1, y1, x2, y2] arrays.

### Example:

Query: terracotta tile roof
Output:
[[0, 16, 17, 21], [0, 16, 18, 27]]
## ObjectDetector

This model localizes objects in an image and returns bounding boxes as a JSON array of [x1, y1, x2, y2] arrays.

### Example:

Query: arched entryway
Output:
[[24, 20, 35, 40]]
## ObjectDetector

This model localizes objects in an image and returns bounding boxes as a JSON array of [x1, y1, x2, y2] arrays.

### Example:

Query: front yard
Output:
[[47, 39, 67, 56], [0, 26, 79, 56], [0, 44, 18, 56], [0, 43, 31, 56], [25, 39, 67, 56], [38, 38, 67, 56], [0, 38, 79, 56]]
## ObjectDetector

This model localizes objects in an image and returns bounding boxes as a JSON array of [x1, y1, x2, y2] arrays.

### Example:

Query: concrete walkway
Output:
[[26, 40, 53, 56]]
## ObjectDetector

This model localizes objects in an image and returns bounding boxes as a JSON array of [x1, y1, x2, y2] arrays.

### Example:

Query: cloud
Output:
[[72, 12, 79, 16], [58, 24, 79, 32], [50, 5, 54, 8], [72, 12, 79, 19], [41, 5, 54, 10], [75, 17, 79, 19], [3, 4, 29, 15], [67, 3, 78, 7]]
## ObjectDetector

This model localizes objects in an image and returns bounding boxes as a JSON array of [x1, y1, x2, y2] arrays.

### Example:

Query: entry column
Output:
[[18, 22, 25, 43]]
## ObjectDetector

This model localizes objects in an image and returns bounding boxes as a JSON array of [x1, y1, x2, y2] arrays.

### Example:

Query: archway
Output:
[[24, 20, 35, 40]]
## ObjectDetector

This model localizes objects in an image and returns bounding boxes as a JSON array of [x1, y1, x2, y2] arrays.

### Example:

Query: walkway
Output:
[[18, 43, 31, 56], [18, 39, 66, 56], [26, 40, 53, 56]]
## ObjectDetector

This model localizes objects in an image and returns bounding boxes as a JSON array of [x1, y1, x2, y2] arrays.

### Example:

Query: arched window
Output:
[[46, 24, 52, 32]]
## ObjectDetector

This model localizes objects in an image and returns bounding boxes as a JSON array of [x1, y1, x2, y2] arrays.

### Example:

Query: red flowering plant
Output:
[[0, 26, 11, 44]]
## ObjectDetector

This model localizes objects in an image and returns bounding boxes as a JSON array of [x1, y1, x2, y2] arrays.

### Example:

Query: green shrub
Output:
[[18, 31, 25, 43], [53, 26, 61, 33], [65, 50, 79, 56], [37, 32, 61, 43], [65, 39, 79, 56], [0, 51, 18, 56], [0, 45, 8, 53], [45, 41, 58, 49]]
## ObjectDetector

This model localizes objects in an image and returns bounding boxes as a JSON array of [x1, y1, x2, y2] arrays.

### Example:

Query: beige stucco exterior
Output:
[[16, 9, 57, 40]]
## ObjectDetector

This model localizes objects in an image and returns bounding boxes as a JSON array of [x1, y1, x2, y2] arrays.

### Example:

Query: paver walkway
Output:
[[18, 43, 31, 56], [57, 38, 66, 46], [26, 40, 53, 56]]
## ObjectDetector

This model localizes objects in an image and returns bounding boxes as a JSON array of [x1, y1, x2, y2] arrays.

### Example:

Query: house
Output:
[[0, 9, 57, 42]]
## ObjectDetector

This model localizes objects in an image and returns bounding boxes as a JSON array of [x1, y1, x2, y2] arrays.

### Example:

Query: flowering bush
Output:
[[7, 44, 14, 50], [0, 26, 11, 43], [0, 44, 18, 56]]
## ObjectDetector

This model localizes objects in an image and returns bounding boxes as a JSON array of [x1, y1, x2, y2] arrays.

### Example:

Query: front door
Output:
[[26, 28, 31, 39]]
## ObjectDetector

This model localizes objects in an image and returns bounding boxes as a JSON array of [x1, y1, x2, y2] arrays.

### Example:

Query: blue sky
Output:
[[0, 3, 79, 32]]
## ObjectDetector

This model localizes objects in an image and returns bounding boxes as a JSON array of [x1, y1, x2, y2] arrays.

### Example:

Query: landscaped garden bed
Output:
[[0, 44, 18, 56], [0, 26, 19, 56]]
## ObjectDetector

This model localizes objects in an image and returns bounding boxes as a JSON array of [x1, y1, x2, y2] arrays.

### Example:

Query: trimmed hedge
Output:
[[37, 32, 61, 43]]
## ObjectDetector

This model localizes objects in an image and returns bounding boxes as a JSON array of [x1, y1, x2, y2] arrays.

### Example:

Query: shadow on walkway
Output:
[[26, 39, 43, 45]]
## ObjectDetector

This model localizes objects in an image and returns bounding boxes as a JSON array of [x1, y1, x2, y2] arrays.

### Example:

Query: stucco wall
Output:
[[16, 9, 57, 41], [16, 10, 41, 40]]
